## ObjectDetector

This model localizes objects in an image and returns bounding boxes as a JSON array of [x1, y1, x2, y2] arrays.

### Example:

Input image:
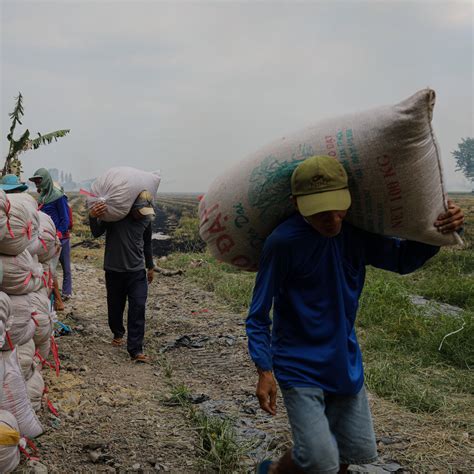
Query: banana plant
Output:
[[2, 92, 70, 176]]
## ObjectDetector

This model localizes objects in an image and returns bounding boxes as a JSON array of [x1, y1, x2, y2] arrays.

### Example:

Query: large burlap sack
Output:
[[26, 368, 44, 412], [2, 295, 35, 349], [0, 293, 11, 350], [1, 340, 35, 381], [28, 211, 60, 263], [0, 191, 9, 242], [0, 410, 21, 474], [0, 250, 45, 295], [199, 89, 463, 270], [86, 166, 161, 222], [0, 349, 43, 438], [0, 193, 39, 256]]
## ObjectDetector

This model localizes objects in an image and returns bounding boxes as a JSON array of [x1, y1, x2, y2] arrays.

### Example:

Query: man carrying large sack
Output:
[[247, 156, 464, 474], [89, 191, 155, 363]]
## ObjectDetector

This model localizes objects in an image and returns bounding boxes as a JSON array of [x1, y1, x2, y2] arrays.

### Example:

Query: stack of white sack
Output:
[[0, 189, 57, 430], [0, 409, 21, 473], [87, 166, 161, 222], [0, 293, 11, 350]]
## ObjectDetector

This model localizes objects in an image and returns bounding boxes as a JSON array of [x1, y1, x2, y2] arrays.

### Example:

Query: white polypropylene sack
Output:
[[0, 250, 45, 295], [26, 368, 44, 412], [31, 291, 53, 346], [0, 193, 39, 256], [1, 340, 35, 381], [0, 409, 21, 474], [0, 191, 9, 242], [88, 166, 161, 222], [2, 295, 35, 349], [199, 89, 463, 270], [36, 338, 51, 361], [0, 293, 11, 350], [28, 211, 60, 263], [0, 349, 43, 438]]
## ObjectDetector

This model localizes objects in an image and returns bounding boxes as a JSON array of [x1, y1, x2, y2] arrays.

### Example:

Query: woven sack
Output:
[[0, 251, 45, 295], [1, 340, 35, 381], [0, 410, 21, 474], [28, 211, 60, 263], [31, 291, 53, 346], [0, 349, 43, 438], [0, 194, 39, 256], [87, 166, 161, 222], [26, 368, 44, 412], [0, 191, 8, 242], [2, 295, 35, 349], [199, 89, 463, 270], [0, 293, 11, 350]]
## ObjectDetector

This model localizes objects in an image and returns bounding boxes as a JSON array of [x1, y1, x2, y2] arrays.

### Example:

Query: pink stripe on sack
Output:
[[79, 189, 98, 198]]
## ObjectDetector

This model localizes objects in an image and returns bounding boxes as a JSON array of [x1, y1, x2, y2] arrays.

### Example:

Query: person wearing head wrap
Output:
[[89, 190, 156, 363], [29, 168, 73, 308]]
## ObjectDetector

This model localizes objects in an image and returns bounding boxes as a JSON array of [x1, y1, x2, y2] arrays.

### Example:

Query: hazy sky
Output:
[[1, 0, 473, 192]]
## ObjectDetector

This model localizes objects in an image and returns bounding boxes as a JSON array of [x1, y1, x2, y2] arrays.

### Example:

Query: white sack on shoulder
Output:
[[199, 89, 463, 271], [0, 409, 21, 474], [88, 166, 161, 222], [0, 349, 43, 438], [0, 250, 45, 295]]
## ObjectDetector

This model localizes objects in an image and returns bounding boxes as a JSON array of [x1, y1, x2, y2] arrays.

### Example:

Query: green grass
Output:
[[160, 252, 255, 312]]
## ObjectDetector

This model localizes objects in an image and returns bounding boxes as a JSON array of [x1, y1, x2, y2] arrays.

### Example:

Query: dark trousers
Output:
[[105, 270, 148, 357]]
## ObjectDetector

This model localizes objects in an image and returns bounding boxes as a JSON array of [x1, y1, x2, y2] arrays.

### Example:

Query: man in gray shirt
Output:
[[89, 191, 155, 362]]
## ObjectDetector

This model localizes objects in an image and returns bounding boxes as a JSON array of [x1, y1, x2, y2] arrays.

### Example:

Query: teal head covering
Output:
[[0, 174, 29, 193], [29, 168, 64, 204]]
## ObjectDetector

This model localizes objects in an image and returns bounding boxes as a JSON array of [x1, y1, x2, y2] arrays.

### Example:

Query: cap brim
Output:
[[138, 207, 156, 216], [29, 175, 42, 182], [296, 188, 351, 217], [0, 184, 29, 192]]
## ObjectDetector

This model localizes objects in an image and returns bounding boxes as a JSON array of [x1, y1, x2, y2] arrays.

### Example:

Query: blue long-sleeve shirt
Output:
[[246, 213, 439, 395], [40, 196, 70, 238]]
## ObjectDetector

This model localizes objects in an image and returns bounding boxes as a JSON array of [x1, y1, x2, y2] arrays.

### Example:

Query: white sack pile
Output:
[[31, 291, 54, 347], [28, 211, 60, 264], [1, 295, 35, 349], [199, 89, 463, 271], [87, 166, 161, 222]]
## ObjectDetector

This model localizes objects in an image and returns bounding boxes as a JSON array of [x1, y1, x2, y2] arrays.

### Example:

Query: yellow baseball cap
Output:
[[291, 155, 351, 216], [133, 190, 156, 217]]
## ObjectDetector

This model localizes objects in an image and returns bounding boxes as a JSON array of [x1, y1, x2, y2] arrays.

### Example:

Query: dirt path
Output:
[[15, 260, 472, 473]]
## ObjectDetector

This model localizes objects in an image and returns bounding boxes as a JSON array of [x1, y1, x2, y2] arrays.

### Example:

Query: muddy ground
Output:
[[13, 255, 472, 473]]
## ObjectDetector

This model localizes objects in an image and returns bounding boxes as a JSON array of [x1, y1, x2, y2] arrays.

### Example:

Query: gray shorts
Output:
[[281, 385, 377, 473]]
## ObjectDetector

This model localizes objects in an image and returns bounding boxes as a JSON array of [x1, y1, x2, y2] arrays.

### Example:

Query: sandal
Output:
[[131, 353, 151, 363], [111, 337, 124, 347]]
